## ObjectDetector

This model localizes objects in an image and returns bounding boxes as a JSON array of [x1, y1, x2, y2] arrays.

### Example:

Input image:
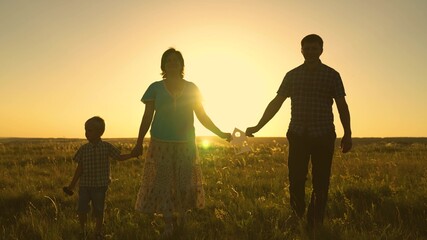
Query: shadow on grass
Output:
[[0, 191, 33, 219]]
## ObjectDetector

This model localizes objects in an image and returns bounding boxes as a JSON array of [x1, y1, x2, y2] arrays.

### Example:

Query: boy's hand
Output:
[[63, 186, 74, 196]]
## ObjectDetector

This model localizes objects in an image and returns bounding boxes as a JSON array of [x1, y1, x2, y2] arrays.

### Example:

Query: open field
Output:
[[0, 137, 427, 239]]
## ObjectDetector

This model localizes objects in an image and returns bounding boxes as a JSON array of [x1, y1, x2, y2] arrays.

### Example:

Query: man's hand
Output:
[[245, 126, 259, 137], [341, 135, 352, 153]]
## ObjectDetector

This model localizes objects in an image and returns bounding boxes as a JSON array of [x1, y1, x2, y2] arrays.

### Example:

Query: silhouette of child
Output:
[[64, 116, 134, 239]]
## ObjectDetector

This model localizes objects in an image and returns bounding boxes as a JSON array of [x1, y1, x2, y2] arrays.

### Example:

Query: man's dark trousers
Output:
[[286, 131, 336, 226]]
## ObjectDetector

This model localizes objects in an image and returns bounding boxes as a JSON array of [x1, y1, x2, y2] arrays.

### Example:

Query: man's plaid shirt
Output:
[[277, 61, 346, 137], [74, 141, 121, 187]]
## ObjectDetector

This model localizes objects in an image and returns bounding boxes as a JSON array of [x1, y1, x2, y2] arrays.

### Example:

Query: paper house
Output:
[[230, 128, 251, 154]]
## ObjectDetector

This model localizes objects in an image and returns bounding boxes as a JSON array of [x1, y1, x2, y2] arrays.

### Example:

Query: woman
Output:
[[131, 48, 231, 237]]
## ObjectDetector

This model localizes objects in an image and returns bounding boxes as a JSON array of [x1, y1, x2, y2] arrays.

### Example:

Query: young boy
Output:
[[63, 116, 134, 239]]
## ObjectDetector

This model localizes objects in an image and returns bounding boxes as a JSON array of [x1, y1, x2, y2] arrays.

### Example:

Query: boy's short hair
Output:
[[301, 34, 323, 48], [85, 116, 105, 135]]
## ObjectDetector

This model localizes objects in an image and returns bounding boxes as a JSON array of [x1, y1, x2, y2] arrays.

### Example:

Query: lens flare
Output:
[[201, 139, 210, 149]]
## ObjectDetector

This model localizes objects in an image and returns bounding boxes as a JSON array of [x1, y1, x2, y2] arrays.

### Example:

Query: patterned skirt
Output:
[[134, 139, 205, 215]]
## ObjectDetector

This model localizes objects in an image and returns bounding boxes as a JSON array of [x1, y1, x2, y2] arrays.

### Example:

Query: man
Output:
[[246, 34, 352, 229]]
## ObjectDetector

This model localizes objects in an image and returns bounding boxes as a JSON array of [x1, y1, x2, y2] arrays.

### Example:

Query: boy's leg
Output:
[[91, 187, 108, 235], [94, 214, 104, 237], [77, 187, 91, 234]]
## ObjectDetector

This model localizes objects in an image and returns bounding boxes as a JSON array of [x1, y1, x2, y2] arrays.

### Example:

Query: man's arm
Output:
[[246, 94, 287, 136], [335, 96, 352, 153]]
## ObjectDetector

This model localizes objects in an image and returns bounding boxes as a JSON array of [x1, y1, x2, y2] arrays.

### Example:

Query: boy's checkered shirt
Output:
[[73, 141, 121, 187]]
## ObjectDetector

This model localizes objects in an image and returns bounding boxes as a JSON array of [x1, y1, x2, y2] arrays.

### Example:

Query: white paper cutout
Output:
[[230, 128, 251, 154]]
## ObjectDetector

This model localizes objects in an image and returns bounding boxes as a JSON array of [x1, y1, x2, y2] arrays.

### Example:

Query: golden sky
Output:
[[1, 0, 426, 138]]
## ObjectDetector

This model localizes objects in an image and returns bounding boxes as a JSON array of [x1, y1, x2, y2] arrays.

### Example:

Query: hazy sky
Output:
[[1, 0, 426, 138]]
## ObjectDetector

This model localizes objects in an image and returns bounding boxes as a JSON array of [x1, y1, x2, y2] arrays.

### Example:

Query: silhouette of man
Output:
[[246, 34, 352, 229]]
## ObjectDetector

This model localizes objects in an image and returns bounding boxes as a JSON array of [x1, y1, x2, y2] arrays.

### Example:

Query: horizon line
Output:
[[1, 136, 427, 139]]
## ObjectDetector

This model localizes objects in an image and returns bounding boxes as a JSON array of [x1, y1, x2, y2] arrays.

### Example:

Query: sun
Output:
[[185, 46, 275, 137], [201, 139, 211, 149]]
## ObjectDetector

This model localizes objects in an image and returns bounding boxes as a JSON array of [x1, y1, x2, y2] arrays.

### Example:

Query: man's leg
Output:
[[287, 132, 311, 218], [78, 212, 88, 234], [307, 133, 336, 227]]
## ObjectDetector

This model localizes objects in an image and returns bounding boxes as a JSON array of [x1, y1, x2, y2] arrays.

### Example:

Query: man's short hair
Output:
[[301, 34, 323, 48]]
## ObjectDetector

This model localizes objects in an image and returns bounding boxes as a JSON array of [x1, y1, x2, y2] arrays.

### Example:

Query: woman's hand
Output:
[[131, 144, 143, 158], [220, 132, 232, 142]]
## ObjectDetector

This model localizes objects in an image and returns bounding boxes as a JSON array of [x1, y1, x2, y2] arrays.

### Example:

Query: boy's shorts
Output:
[[78, 186, 108, 217]]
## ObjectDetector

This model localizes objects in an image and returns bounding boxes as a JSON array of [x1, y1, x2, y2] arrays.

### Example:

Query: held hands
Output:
[[131, 144, 143, 158]]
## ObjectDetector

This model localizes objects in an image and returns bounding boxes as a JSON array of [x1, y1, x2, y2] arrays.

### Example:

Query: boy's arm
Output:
[[68, 163, 82, 190], [116, 153, 134, 161]]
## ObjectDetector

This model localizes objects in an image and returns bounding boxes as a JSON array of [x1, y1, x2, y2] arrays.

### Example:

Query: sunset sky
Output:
[[1, 0, 426, 138]]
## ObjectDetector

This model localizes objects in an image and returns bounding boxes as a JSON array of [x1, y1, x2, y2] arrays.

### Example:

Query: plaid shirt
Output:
[[277, 61, 346, 137], [74, 141, 121, 187]]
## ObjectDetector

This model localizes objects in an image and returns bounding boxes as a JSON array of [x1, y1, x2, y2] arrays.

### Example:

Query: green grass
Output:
[[0, 137, 426, 239]]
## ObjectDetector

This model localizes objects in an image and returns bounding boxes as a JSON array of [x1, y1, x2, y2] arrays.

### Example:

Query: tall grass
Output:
[[0, 137, 426, 239]]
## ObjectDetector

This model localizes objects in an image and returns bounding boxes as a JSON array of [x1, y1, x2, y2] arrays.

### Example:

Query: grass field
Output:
[[0, 137, 426, 239]]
